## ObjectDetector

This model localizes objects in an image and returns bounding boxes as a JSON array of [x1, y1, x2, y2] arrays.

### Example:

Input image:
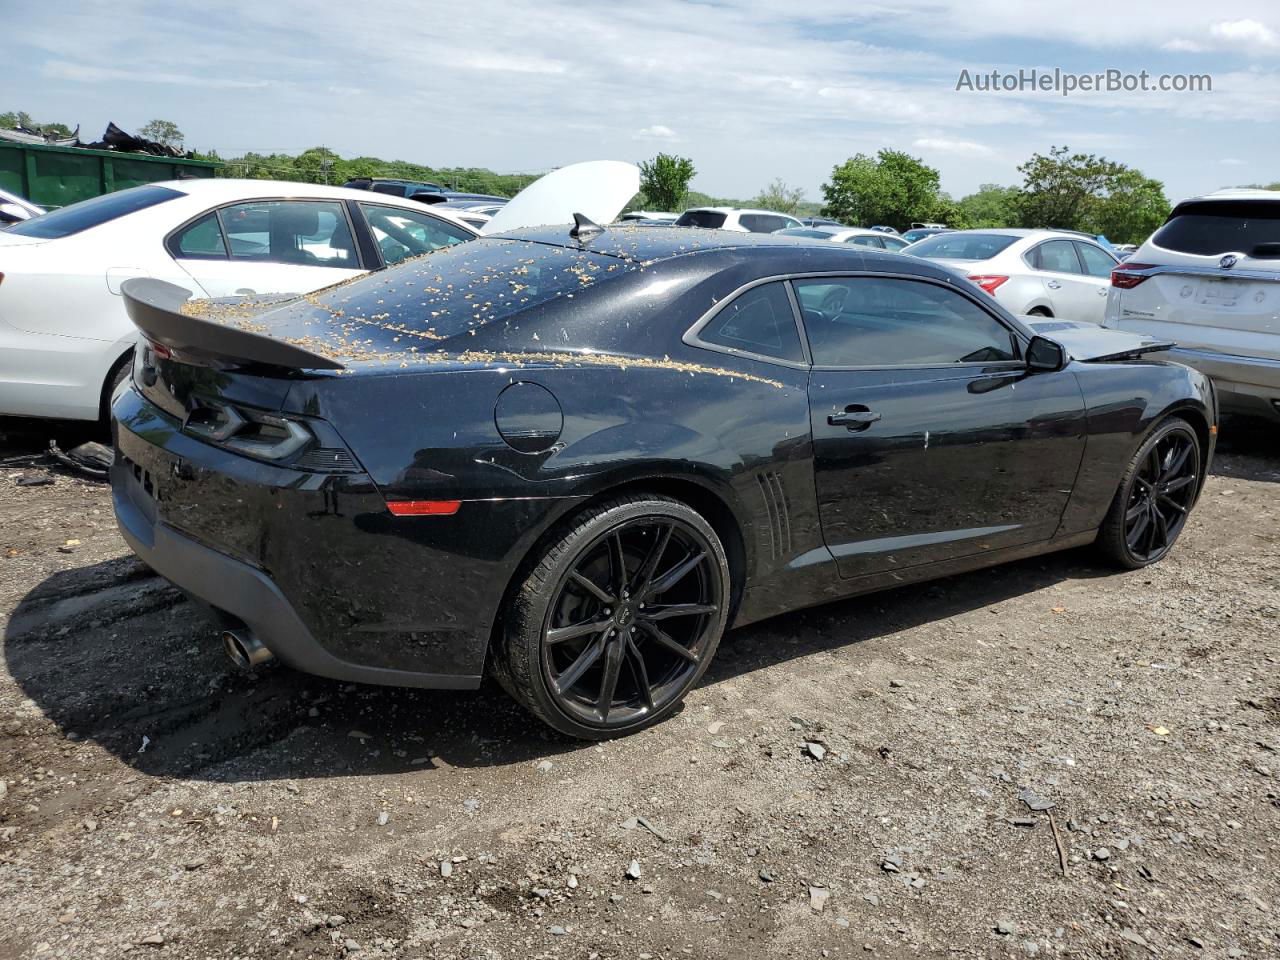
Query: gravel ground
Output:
[[0, 415, 1276, 960]]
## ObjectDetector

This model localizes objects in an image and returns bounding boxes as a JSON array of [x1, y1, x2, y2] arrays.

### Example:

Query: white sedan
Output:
[[0, 179, 480, 421], [774, 225, 911, 251], [903, 228, 1119, 324]]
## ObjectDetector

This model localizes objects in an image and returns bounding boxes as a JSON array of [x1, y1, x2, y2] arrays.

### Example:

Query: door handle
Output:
[[1046, 279, 1062, 289], [828, 407, 882, 429], [1097, 287, 1108, 295]]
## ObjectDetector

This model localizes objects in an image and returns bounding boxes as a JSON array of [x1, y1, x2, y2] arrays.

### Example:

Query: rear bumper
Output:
[[112, 468, 480, 689], [1167, 346, 1280, 420], [110, 384, 578, 690]]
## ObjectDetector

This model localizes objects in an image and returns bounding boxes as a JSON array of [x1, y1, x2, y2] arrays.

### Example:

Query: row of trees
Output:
[[636, 147, 1172, 244], [0, 109, 1174, 241], [821, 146, 1171, 243]]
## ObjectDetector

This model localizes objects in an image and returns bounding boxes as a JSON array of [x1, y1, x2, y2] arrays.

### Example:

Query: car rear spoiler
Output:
[[120, 278, 345, 371]]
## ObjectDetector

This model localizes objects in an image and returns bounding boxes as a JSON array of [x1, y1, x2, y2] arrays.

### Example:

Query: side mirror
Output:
[[1026, 335, 1067, 372]]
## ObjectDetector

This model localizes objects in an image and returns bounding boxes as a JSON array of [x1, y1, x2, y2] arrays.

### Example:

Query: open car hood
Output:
[[481, 160, 639, 235], [1022, 318, 1174, 363]]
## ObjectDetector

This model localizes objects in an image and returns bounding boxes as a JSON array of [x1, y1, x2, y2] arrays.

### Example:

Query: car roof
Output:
[[152, 178, 477, 230], [683, 206, 800, 217], [922, 227, 1103, 243], [492, 223, 940, 269], [1199, 188, 1280, 201]]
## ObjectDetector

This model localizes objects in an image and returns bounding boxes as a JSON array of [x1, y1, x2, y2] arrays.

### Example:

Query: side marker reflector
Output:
[[387, 500, 461, 517]]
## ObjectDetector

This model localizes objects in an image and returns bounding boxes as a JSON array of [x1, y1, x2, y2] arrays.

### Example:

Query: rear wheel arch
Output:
[[99, 347, 135, 422], [485, 473, 748, 678]]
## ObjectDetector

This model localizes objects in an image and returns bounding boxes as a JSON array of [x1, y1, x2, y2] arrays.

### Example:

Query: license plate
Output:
[[1197, 278, 1243, 306]]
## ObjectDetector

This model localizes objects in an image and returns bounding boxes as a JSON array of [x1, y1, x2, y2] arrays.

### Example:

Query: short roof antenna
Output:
[[570, 212, 604, 241]]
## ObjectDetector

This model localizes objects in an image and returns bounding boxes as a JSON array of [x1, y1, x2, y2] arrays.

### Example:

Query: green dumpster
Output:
[[0, 140, 220, 210]]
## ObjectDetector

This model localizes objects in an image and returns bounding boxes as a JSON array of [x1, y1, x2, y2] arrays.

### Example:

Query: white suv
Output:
[[1104, 190, 1280, 423], [673, 207, 804, 233]]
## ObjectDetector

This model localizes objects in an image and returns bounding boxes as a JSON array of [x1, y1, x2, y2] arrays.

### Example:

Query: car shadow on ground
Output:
[[1213, 413, 1278, 483], [6, 545, 1113, 784]]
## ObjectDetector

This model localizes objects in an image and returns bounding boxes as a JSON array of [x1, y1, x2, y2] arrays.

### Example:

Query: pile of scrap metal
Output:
[[0, 121, 195, 158], [0, 123, 80, 147]]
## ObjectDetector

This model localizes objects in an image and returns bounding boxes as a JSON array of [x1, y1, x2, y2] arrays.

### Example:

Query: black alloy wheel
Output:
[[498, 496, 730, 739], [1099, 419, 1201, 568]]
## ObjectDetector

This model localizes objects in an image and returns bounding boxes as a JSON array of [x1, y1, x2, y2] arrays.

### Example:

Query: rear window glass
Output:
[[905, 232, 1018, 260], [7, 185, 181, 239], [244, 240, 635, 348], [1153, 201, 1280, 256], [675, 210, 728, 229], [698, 281, 803, 363]]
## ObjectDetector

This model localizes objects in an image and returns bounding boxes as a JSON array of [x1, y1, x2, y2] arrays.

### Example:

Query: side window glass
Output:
[[794, 277, 1017, 366], [171, 212, 226, 258], [1076, 242, 1117, 278], [221, 201, 357, 267], [848, 235, 881, 247], [697, 281, 804, 363], [1033, 240, 1083, 274], [360, 203, 474, 266]]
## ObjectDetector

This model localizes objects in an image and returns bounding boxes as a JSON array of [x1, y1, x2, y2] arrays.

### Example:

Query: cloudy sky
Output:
[[7, 1, 1280, 204]]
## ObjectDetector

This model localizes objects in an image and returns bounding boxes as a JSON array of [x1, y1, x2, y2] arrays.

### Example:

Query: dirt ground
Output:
[[0, 415, 1276, 960]]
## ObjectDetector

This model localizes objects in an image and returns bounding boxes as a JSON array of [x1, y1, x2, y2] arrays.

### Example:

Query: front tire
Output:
[[496, 495, 730, 740], [1097, 418, 1201, 569]]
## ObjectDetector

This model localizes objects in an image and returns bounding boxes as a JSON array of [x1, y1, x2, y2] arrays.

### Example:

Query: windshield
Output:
[[7, 185, 182, 239], [905, 232, 1018, 261], [1153, 201, 1280, 256], [675, 210, 727, 229]]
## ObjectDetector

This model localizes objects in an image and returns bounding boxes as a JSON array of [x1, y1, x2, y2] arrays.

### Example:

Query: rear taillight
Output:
[[184, 399, 314, 463], [1111, 262, 1155, 288], [967, 275, 1008, 295]]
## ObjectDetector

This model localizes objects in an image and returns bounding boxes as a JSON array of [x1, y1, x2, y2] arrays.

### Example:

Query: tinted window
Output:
[[882, 236, 909, 251], [906, 232, 1018, 260], [7, 185, 181, 239], [739, 214, 790, 233], [238, 241, 635, 344], [371, 183, 407, 197], [675, 210, 728, 229], [795, 277, 1017, 367], [170, 213, 227, 258], [847, 235, 883, 247], [1029, 239, 1082, 274], [1153, 201, 1280, 256], [360, 203, 474, 265], [221, 200, 357, 267], [777, 228, 836, 239], [1076, 242, 1117, 278], [699, 281, 803, 362]]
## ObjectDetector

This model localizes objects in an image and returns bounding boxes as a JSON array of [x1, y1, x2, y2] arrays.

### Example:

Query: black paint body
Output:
[[111, 227, 1217, 689]]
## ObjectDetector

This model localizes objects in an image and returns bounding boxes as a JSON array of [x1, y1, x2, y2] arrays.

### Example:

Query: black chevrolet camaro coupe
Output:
[[112, 225, 1216, 738]]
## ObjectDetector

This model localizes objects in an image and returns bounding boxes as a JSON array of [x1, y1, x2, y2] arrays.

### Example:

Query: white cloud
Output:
[[634, 125, 679, 141], [1210, 18, 1280, 50], [463, 54, 567, 75], [912, 137, 994, 156], [42, 60, 267, 90], [1221, 157, 1247, 165]]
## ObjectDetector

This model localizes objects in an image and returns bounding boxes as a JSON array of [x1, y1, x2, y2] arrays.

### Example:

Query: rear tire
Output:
[[100, 350, 134, 426], [1097, 418, 1201, 569], [495, 495, 730, 740]]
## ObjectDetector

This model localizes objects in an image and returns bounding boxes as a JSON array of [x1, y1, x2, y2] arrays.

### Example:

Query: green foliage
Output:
[[214, 147, 540, 195], [1013, 146, 1170, 243], [638, 153, 696, 211], [956, 184, 1019, 229], [754, 178, 806, 214], [820, 150, 951, 231], [1, 109, 73, 137], [139, 119, 184, 148]]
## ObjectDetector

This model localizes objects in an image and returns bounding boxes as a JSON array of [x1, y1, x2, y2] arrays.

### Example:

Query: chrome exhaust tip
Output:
[[221, 629, 274, 670]]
